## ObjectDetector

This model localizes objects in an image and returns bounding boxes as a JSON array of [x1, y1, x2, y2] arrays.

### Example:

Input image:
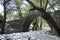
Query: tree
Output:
[[25, 0, 60, 35], [0, 0, 11, 34], [0, 0, 6, 34]]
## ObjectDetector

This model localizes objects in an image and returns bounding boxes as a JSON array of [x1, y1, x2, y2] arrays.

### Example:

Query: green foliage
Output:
[[1, 0, 60, 27]]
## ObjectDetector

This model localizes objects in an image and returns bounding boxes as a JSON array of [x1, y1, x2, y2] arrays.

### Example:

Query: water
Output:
[[0, 31, 60, 40]]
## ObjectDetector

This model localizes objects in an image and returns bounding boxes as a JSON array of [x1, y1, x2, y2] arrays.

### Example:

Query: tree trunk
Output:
[[26, 0, 60, 35], [0, 0, 6, 34], [32, 19, 38, 31]]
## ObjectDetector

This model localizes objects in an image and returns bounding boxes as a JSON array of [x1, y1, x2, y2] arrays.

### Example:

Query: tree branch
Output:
[[26, 0, 60, 35], [48, 0, 55, 11], [26, 0, 36, 8], [45, 0, 48, 10], [26, 0, 45, 12]]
